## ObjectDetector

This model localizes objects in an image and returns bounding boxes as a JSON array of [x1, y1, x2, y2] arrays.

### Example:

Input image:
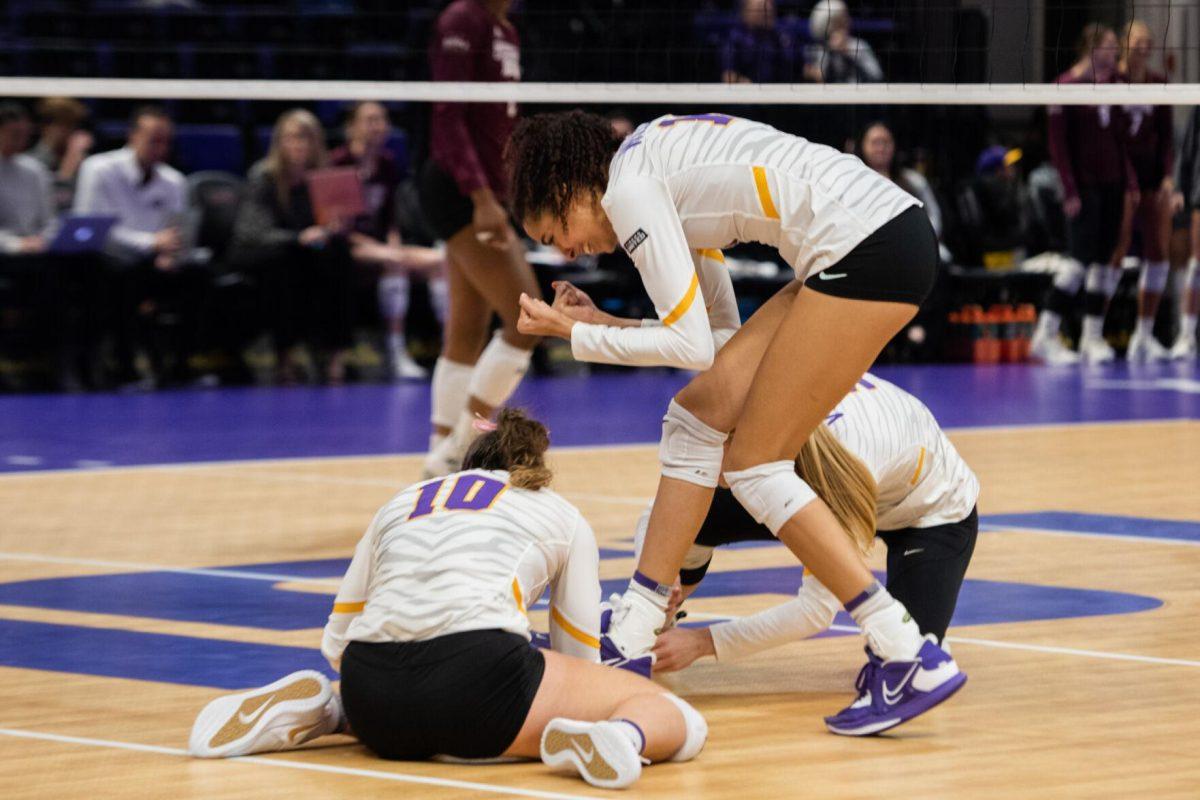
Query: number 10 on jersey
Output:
[[409, 474, 507, 520]]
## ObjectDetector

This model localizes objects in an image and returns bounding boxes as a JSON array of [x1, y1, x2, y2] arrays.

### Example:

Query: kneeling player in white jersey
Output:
[[508, 111, 963, 734], [188, 410, 706, 790], [648, 375, 978, 734]]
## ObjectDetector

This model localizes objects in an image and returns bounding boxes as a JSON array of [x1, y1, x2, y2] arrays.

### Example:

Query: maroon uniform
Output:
[[1047, 70, 1136, 203], [329, 146, 401, 240], [1119, 69, 1174, 190], [429, 0, 520, 201]]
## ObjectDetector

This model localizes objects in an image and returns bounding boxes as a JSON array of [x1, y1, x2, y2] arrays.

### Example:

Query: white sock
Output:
[[611, 719, 646, 755], [378, 274, 410, 325], [1184, 313, 1199, 339], [1134, 316, 1155, 338], [848, 584, 924, 661], [430, 357, 473, 432], [1034, 309, 1061, 340], [387, 331, 406, 358], [1105, 264, 1123, 298], [1081, 314, 1104, 341]]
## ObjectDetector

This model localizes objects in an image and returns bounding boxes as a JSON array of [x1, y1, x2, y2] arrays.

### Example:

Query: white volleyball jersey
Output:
[[825, 373, 978, 530], [570, 113, 919, 370], [321, 469, 601, 671]]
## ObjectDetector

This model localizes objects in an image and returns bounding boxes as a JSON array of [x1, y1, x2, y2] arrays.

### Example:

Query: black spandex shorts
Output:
[[418, 159, 476, 241], [1067, 183, 1125, 265], [689, 488, 978, 641], [339, 629, 546, 760], [803, 205, 939, 306]]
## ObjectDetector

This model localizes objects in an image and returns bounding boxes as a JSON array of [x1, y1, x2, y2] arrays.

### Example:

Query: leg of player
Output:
[[723, 290, 964, 735], [506, 649, 703, 790], [1030, 258, 1084, 365], [424, 229, 540, 477], [605, 283, 802, 664], [378, 267, 429, 379], [426, 252, 490, 476], [1171, 210, 1200, 359], [1127, 193, 1171, 362]]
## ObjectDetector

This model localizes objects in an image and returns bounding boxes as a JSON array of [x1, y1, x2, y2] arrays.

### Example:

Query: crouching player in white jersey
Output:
[[187, 410, 707, 790], [509, 111, 964, 734], [648, 375, 979, 735]]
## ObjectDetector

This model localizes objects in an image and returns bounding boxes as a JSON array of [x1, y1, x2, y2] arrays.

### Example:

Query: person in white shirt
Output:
[[0, 102, 56, 255], [188, 409, 708, 791], [74, 106, 202, 386], [509, 111, 962, 737], [645, 374, 979, 672]]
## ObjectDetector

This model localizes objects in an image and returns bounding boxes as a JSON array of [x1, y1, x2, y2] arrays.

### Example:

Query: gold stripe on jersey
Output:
[[333, 601, 365, 614], [910, 446, 927, 486], [662, 273, 700, 327], [551, 606, 600, 649], [697, 248, 725, 263], [512, 578, 526, 615], [752, 165, 780, 220]]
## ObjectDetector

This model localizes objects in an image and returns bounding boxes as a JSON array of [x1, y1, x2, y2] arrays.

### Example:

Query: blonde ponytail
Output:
[[794, 425, 878, 554]]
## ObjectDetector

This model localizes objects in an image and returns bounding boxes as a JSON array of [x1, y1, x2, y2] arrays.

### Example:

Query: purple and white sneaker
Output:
[[599, 599, 654, 678], [824, 635, 966, 736]]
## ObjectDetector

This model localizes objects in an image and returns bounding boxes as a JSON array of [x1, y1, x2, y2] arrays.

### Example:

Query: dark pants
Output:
[[249, 241, 355, 354], [691, 487, 978, 641]]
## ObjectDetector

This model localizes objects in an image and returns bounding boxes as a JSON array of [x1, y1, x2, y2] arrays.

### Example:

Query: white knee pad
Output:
[[724, 460, 817, 536], [1052, 258, 1085, 293], [430, 358, 474, 430], [662, 693, 707, 763], [659, 400, 728, 488], [468, 332, 533, 408]]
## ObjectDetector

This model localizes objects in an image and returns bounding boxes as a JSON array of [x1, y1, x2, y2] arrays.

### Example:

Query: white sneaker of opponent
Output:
[[421, 432, 467, 479], [541, 719, 644, 790], [391, 350, 429, 380], [1169, 333, 1197, 360], [1079, 335, 1116, 365], [1030, 331, 1081, 365], [188, 670, 341, 758], [1126, 329, 1171, 362]]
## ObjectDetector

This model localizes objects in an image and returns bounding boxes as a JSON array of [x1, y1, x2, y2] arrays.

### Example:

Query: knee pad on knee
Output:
[[659, 400, 728, 488], [1052, 259, 1085, 294], [662, 693, 707, 763], [431, 358, 474, 430], [468, 332, 532, 408], [724, 461, 817, 536]]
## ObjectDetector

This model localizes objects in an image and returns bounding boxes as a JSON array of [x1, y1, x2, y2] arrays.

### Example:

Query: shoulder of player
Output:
[[435, 0, 488, 40]]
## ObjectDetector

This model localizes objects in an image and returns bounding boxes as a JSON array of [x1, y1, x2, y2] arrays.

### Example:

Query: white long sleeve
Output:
[[572, 175, 715, 370], [694, 249, 740, 351], [708, 575, 840, 662], [320, 514, 379, 672], [548, 515, 602, 662]]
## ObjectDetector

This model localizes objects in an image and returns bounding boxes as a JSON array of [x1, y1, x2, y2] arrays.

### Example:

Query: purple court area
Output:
[[0, 362, 1198, 473]]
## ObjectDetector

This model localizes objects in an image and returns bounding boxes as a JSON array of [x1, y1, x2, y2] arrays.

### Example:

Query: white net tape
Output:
[[0, 78, 1197, 106]]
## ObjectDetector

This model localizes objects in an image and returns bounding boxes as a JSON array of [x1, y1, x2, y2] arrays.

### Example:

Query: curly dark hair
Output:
[[507, 110, 621, 227], [461, 408, 553, 490]]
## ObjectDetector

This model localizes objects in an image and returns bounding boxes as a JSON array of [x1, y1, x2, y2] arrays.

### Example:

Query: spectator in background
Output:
[[606, 110, 635, 140], [30, 97, 93, 212], [1030, 23, 1132, 365], [719, 0, 800, 84], [75, 105, 201, 387], [0, 102, 55, 255], [960, 146, 1027, 268], [331, 101, 446, 380], [1172, 106, 1200, 359], [858, 121, 946, 259], [1116, 20, 1175, 362], [232, 108, 355, 385], [804, 0, 882, 84]]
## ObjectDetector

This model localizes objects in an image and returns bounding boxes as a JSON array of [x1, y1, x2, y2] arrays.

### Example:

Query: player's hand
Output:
[[662, 580, 684, 627], [518, 292, 573, 339], [551, 280, 599, 323], [1170, 191, 1185, 215], [299, 225, 328, 248], [18, 235, 46, 254], [471, 189, 515, 249], [652, 626, 714, 674], [153, 227, 182, 255], [1063, 196, 1082, 218]]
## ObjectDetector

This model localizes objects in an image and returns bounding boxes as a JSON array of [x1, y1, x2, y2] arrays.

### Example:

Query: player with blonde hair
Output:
[[188, 409, 706, 790], [648, 375, 980, 707]]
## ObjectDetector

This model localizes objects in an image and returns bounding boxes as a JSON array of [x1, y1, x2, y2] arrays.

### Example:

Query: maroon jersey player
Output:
[[419, 0, 543, 479]]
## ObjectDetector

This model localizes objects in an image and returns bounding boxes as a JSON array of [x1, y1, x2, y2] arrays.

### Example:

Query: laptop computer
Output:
[[306, 167, 366, 227], [49, 215, 118, 254]]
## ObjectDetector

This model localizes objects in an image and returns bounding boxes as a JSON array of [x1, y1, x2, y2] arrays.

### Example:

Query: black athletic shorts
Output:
[[803, 205, 939, 306], [339, 629, 546, 760], [689, 487, 978, 641], [418, 159, 476, 241], [1067, 183, 1125, 265]]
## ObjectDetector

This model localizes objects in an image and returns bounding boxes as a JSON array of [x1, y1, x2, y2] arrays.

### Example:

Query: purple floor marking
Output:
[[0, 362, 1196, 473]]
